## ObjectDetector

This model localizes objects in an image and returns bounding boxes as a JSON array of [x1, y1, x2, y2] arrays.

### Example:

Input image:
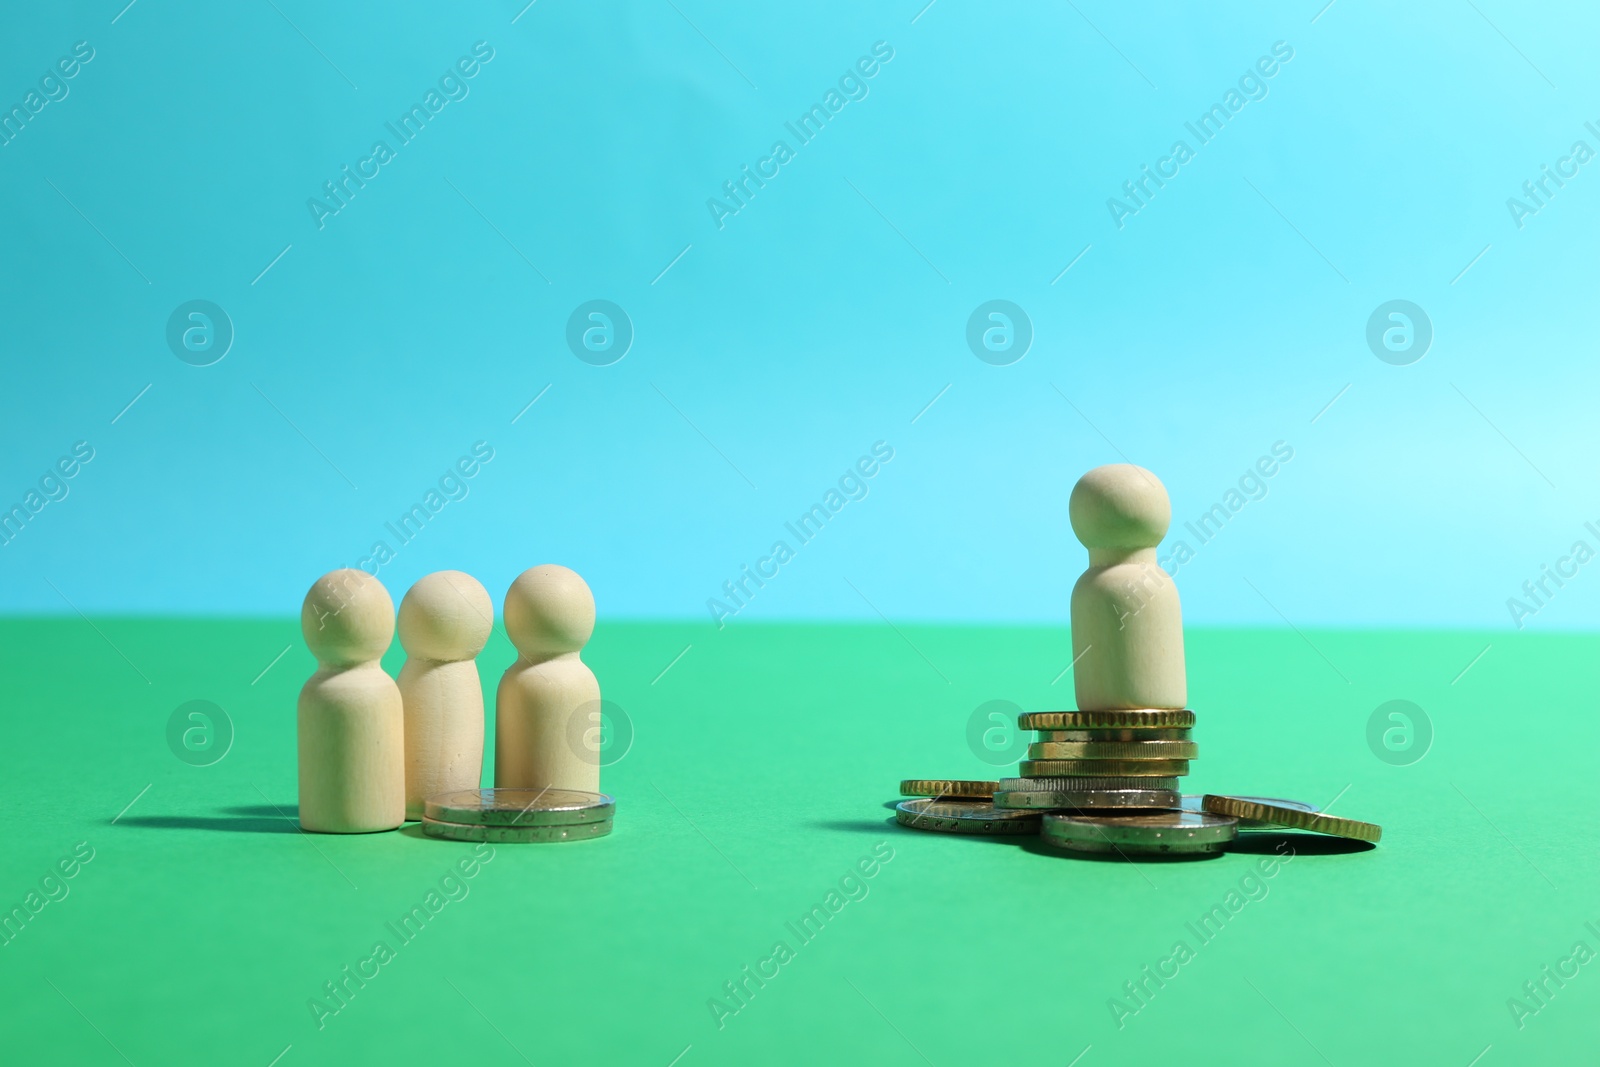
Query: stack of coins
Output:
[[993, 708, 1197, 813], [421, 787, 614, 843], [894, 711, 1384, 857]]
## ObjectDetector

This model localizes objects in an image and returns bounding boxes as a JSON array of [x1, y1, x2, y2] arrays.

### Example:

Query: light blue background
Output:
[[2, 0, 1596, 629]]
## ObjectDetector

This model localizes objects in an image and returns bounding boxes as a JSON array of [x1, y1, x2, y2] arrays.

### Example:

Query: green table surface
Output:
[[1, 618, 1591, 1065]]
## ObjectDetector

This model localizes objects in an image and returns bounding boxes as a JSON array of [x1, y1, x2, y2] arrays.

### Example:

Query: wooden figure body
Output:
[[298, 569, 405, 833], [495, 564, 601, 793], [398, 570, 493, 820], [1069, 464, 1187, 712]]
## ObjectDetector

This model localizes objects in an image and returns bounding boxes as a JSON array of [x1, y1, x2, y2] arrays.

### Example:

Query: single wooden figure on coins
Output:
[[1069, 464, 1186, 712], [496, 564, 601, 793], [398, 570, 493, 820], [298, 568, 405, 833]]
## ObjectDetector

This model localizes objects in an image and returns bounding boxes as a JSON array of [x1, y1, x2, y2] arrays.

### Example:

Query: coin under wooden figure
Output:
[[398, 570, 493, 820], [1069, 464, 1187, 712], [422, 787, 615, 843], [297, 569, 405, 833], [495, 564, 602, 794]]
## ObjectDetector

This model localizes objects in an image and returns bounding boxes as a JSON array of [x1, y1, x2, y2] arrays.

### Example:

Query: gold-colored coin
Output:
[[1028, 740, 1198, 760], [1201, 794, 1382, 844], [898, 779, 998, 799], [1019, 758, 1190, 777], [1018, 709, 1196, 730], [1036, 728, 1191, 743]]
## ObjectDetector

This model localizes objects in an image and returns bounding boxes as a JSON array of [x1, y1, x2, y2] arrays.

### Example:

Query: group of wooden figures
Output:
[[297, 564, 600, 833]]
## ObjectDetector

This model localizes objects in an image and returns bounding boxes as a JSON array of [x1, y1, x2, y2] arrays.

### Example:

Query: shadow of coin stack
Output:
[[993, 708, 1203, 848]]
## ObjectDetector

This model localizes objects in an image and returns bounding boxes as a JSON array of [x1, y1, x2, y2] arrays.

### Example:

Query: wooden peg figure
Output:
[[495, 564, 601, 793], [298, 568, 405, 833], [1069, 464, 1187, 712], [398, 570, 493, 820]]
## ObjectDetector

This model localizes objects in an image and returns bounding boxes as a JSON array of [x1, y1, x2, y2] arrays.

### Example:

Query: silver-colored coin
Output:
[[1040, 811, 1237, 855], [1179, 794, 1317, 831], [895, 798, 1042, 835], [422, 816, 614, 843], [423, 788, 615, 827], [993, 787, 1181, 811]]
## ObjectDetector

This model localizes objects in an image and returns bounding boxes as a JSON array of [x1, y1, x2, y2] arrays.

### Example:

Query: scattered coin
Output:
[[898, 779, 998, 799], [1019, 758, 1190, 778], [1027, 740, 1198, 760], [424, 788, 614, 827], [1202, 794, 1381, 843], [1179, 794, 1317, 831], [1040, 811, 1238, 855], [894, 798, 1042, 835]]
